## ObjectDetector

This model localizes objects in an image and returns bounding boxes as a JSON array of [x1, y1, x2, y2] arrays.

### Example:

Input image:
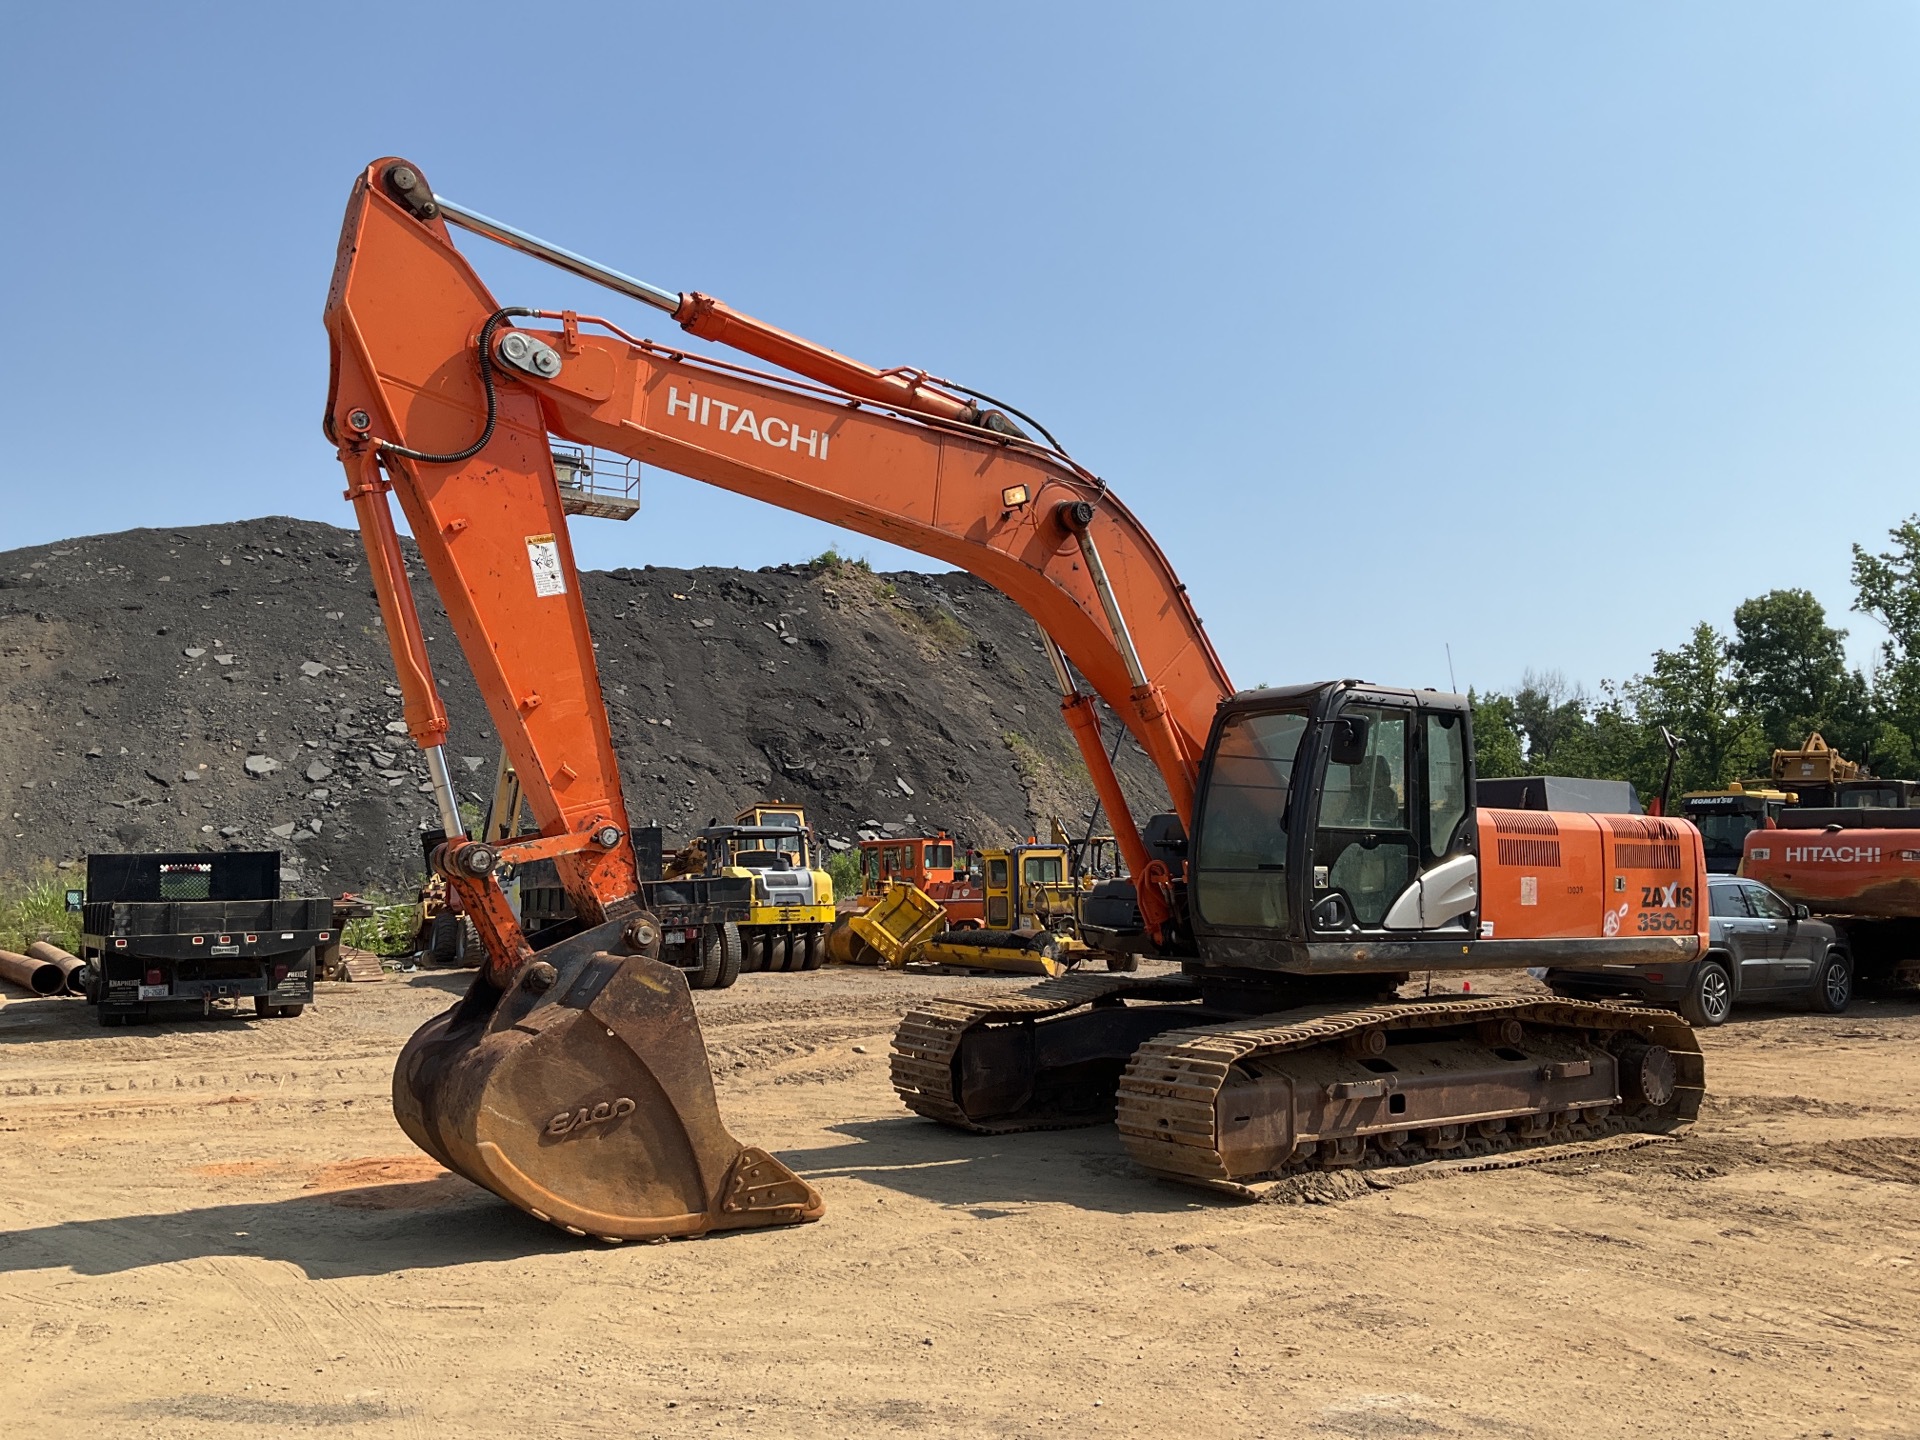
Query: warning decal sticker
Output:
[[526, 534, 567, 597]]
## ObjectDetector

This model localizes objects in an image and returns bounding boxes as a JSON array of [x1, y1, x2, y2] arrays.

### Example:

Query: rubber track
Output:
[[1114, 995, 1704, 1185], [889, 972, 1202, 1132]]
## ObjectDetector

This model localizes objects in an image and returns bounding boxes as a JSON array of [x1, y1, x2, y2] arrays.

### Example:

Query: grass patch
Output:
[[824, 849, 864, 900], [0, 863, 82, 953], [809, 547, 872, 573], [341, 891, 420, 956]]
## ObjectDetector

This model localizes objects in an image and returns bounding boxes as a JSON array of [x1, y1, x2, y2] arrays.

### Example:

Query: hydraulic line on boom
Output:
[[326, 157, 1706, 1240]]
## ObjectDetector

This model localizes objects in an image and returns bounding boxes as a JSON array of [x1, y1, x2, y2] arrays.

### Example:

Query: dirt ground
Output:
[[2, 965, 1917, 1440]]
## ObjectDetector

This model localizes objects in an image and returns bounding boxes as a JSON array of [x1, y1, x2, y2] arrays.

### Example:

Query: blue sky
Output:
[[4, 3, 1915, 698]]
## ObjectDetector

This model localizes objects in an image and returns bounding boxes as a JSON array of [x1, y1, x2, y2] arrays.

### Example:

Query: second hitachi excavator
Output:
[[324, 157, 1707, 1239]]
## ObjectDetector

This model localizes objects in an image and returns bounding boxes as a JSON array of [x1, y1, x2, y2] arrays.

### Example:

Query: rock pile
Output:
[[0, 518, 1168, 894]]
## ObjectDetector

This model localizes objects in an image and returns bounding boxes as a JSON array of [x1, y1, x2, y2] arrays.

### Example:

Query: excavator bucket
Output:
[[393, 928, 823, 1241]]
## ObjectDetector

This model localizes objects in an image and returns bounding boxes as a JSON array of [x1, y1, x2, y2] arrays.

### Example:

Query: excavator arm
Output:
[[323, 157, 1231, 1240], [326, 159, 1230, 953]]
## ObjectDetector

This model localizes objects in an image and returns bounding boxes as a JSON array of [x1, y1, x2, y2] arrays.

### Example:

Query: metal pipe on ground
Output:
[[0, 947, 64, 996], [26, 941, 85, 995]]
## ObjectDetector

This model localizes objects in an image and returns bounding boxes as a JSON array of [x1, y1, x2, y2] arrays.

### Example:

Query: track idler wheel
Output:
[[1616, 1039, 1677, 1109], [393, 928, 823, 1241]]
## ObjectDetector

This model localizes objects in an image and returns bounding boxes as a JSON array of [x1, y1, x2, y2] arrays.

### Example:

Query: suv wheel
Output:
[[1681, 958, 1734, 1027], [1811, 949, 1853, 1014]]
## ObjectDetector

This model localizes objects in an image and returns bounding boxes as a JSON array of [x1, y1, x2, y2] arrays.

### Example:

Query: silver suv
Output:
[[1544, 875, 1851, 1026]]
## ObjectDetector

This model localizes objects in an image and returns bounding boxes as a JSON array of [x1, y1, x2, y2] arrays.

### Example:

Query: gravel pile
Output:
[[0, 518, 1167, 894]]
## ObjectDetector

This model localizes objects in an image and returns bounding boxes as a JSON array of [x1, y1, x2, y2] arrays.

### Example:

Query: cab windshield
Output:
[[731, 833, 803, 867], [1692, 812, 1759, 862], [1194, 710, 1309, 928], [733, 848, 794, 869]]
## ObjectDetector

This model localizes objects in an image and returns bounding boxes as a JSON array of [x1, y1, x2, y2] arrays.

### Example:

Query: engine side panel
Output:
[[1479, 810, 1704, 946]]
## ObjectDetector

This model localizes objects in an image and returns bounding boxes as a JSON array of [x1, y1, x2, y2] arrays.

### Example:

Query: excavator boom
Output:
[[325, 156, 1234, 1237]]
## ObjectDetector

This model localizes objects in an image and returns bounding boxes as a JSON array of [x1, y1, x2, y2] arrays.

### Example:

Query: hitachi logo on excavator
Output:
[[1784, 844, 1881, 864], [665, 387, 831, 459]]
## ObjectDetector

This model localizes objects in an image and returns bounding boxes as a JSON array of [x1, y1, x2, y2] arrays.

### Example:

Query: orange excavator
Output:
[[325, 157, 1708, 1240]]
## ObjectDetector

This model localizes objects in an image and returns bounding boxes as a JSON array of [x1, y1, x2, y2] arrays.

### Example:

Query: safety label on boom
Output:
[[525, 534, 567, 598]]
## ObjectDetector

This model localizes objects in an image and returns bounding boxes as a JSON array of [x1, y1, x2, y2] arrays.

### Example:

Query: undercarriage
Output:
[[891, 974, 1702, 1189]]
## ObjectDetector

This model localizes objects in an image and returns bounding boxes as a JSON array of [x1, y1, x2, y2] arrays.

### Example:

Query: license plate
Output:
[[210, 944, 241, 956], [137, 984, 169, 1000]]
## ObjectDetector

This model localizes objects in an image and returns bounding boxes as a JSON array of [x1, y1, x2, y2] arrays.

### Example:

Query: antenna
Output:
[[1445, 643, 1457, 693]]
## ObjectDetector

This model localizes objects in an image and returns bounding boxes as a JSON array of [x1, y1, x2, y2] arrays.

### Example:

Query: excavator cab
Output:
[[1189, 683, 1481, 970]]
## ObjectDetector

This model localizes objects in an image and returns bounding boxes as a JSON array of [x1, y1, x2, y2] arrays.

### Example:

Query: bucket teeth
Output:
[[722, 1147, 822, 1216]]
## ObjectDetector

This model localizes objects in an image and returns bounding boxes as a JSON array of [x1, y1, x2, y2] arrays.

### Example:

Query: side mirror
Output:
[[1793, 903, 1810, 921], [1329, 715, 1371, 767], [65, 888, 84, 913]]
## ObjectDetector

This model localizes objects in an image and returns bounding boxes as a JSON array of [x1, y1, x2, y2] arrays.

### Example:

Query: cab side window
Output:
[[1423, 712, 1469, 859]]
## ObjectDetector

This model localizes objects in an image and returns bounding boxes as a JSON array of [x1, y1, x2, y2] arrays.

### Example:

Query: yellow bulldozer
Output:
[[842, 837, 1135, 977]]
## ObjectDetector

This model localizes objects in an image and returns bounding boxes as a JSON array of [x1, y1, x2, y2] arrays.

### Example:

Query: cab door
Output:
[[984, 855, 1011, 928], [1020, 850, 1068, 929], [1310, 706, 1418, 929]]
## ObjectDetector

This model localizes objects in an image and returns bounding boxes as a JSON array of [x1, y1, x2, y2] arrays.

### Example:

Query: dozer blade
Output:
[[918, 929, 1073, 978], [394, 928, 823, 1241]]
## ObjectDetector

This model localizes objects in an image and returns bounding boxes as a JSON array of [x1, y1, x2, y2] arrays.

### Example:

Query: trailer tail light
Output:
[[318, 932, 331, 942], [192, 935, 205, 945], [1645, 973, 1664, 983], [144, 969, 163, 986], [218, 935, 231, 944], [245, 934, 258, 944], [113, 939, 127, 949]]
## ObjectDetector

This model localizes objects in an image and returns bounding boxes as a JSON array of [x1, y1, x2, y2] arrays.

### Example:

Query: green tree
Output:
[[1511, 668, 1590, 770], [1624, 622, 1764, 793], [1852, 516, 1920, 772], [1545, 682, 1659, 792], [1852, 516, 1920, 654], [1469, 689, 1525, 778], [1727, 588, 1868, 756]]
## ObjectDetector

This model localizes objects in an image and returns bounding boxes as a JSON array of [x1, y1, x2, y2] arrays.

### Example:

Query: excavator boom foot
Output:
[[394, 931, 823, 1240]]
